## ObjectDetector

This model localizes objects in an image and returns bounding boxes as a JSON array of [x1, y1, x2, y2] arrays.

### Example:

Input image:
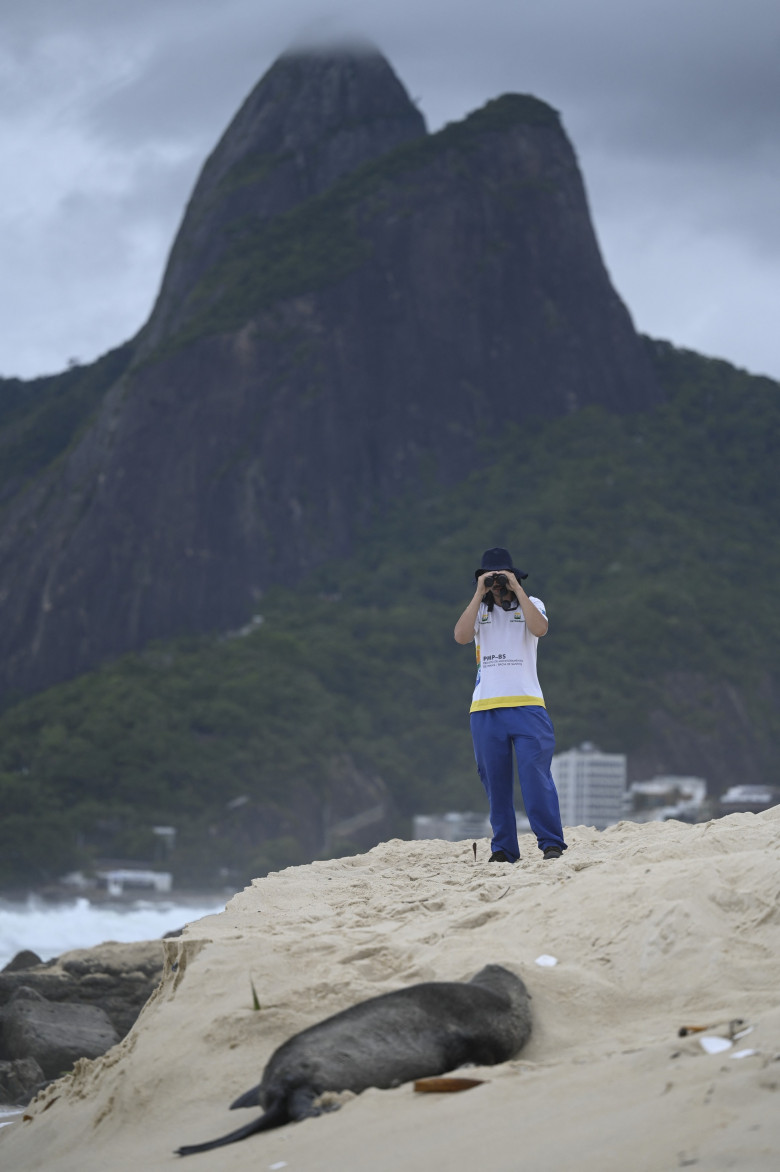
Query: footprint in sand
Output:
[[455, 909, 502, 931], [338, 945, 413, 981]]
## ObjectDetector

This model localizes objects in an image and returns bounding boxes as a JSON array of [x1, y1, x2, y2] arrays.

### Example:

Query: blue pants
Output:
[[470, 706, 567, 861]]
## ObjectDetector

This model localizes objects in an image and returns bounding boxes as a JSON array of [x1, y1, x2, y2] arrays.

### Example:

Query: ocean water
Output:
[[0, 895, 226, 971]]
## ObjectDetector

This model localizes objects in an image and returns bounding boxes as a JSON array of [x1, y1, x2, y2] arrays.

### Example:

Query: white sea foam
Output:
[[0, 896, 225, 970]]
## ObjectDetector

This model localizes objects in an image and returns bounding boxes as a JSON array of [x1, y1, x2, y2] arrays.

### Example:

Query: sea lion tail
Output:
[[175, 1102, 286, 1156]]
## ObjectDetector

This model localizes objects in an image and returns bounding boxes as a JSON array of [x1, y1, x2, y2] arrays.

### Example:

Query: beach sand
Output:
[[2, 808, 779, 1171]]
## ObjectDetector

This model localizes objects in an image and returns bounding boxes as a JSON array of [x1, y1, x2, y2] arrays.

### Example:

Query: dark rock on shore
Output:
[[2, 987, 119, 1080], [1, 950, 43, 974], [0, 941, 163, 1035], [0, 941, 163, 1104], [0, 1056, 44, 1106]]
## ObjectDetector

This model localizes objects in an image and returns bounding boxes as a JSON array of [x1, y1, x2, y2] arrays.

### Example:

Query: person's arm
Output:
[[454, 573, 490, 643], [505, 572, 548, 637]]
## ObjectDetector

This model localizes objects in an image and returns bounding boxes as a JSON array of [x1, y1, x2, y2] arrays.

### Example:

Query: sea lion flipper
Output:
[[175, 1102, 286, 1156], [288, 1084, 321, 1120], [230, 1082, 263, 1110]]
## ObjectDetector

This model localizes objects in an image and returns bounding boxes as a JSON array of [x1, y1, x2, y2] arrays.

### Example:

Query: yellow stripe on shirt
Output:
[[470, 695, 546, 713]]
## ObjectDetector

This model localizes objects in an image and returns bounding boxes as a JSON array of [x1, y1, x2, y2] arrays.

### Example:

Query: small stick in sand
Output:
[[472, 842, 477, 862]]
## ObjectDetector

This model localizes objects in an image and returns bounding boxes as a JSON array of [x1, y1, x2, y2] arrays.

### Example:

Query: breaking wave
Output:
[[0, 895, 225, 970]]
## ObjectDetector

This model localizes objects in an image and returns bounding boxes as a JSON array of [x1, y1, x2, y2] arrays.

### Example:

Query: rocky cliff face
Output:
[[143, 48, 427, 350], [0, 47, 661, 701]]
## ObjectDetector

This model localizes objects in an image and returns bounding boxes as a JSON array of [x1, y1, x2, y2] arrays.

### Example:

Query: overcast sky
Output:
[[1, 0, 778, 382]]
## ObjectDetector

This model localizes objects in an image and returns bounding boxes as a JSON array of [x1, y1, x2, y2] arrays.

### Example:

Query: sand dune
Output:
[[2, 809, 779, 1171]]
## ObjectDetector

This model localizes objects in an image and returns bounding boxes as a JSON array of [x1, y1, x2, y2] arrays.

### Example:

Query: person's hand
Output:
[[504, 571, 525, 597], [475, 571, 492, 596]]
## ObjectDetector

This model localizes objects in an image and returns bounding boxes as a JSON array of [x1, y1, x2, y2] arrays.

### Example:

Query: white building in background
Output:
[[628, 776, 707, 822], [551, 742, 626, 830], [720, 785, 779, 813]]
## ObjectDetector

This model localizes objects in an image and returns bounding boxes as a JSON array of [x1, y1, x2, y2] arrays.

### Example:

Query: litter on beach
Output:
[[731, 1049, 759, 1060], [534, 954, 558, 967], [4, 821, 780, 1171], [414, 1077, 486, 1093], [698, 1036, 732, 1054]]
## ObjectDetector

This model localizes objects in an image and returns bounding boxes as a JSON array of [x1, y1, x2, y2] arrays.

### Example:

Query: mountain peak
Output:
[[205, 45, 427, 192], [144, 47, 426, 348], [0, 49, 665, 704]]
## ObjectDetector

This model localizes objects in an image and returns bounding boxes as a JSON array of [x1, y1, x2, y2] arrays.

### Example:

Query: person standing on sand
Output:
[[454, 546, 567, 864]]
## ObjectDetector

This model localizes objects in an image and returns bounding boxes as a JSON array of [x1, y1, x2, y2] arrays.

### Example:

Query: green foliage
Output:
[[165, 95, 562, 353], [0, 342, 777, 889], [247, 835, 308, 878], [215, 151, 287, 198], [433, 93, 560, 138], [176, 186, 372, 345], [0, 341, 135, 505]]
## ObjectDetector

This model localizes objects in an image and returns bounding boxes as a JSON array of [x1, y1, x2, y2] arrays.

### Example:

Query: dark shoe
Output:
[[543, 847, 563, 860], [489, 850, 512, 863]]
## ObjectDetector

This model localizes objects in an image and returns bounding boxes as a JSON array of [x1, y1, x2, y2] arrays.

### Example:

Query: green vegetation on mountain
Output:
[[0, 340, 777, 889], [0, 341, 135, 506], [170, 95, 562, 352]]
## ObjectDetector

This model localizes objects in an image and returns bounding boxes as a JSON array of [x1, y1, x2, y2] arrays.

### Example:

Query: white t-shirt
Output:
[[470, 596, 547, 713]]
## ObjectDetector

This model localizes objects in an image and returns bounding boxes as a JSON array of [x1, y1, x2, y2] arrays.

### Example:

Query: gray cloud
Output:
[[1, 0, 778, 379]]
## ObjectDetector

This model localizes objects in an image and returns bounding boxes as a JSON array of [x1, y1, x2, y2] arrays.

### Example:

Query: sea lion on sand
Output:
[[176, 963, 531, 1156]]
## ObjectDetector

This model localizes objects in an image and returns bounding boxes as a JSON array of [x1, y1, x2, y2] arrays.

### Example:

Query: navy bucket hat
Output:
[[474, 546, 528, 582]]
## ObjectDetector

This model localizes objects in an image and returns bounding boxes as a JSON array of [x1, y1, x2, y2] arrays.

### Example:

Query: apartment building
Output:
[[551, 741, 626, 830]]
